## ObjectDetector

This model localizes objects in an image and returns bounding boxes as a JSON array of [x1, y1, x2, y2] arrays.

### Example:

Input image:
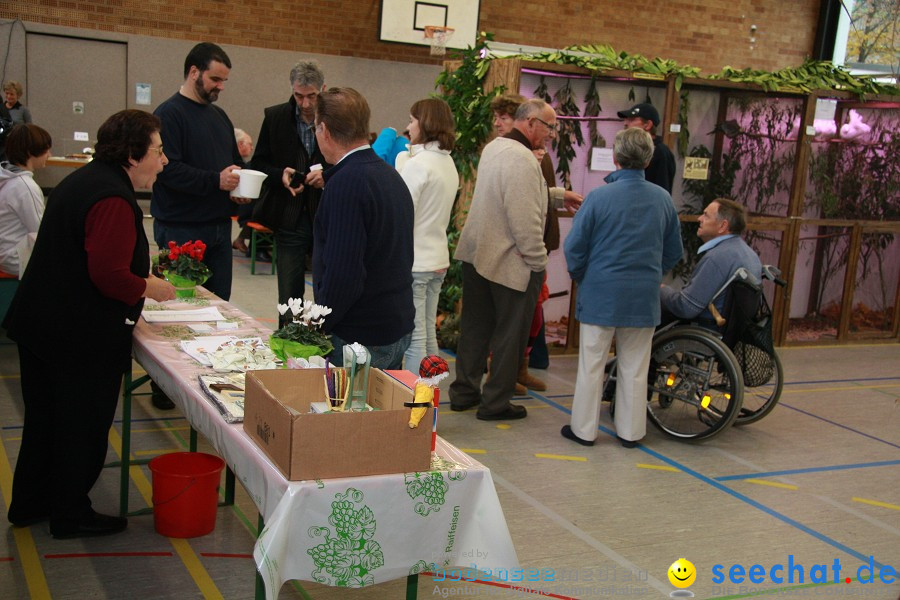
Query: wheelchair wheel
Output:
[[646, 326, 744, 441], [734, 348, 783, 426]]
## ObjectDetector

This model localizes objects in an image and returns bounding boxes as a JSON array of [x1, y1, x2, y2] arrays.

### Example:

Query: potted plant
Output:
[[270, 298, 334, 361], [155, 240, 212, 298]]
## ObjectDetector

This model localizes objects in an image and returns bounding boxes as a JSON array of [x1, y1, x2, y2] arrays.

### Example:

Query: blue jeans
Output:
[[403, 270, 445, 373], [275, 217, 312, 309], [328, 332, 412, 370], [154, 220, 233, 301]]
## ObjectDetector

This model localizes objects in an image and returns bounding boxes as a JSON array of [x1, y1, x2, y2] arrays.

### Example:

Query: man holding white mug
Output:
[[151, 41, 250, 302]]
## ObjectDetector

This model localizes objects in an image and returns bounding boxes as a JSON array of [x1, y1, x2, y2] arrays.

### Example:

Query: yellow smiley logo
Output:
[[668, 558, 696, 588]]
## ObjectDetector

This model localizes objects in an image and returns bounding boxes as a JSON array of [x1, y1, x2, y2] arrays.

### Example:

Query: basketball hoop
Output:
[[424, 25, 455, 56]]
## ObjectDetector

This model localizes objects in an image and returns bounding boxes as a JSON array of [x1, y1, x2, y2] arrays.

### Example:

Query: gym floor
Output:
[[1, 217, 898, 599]]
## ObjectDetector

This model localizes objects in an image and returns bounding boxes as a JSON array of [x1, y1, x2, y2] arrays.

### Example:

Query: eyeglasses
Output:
[[533, 117, 558, 132], [148, 145, 165, 157]]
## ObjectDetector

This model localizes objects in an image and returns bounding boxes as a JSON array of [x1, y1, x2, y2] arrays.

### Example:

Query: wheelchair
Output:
[[604, 265, 786, 441]]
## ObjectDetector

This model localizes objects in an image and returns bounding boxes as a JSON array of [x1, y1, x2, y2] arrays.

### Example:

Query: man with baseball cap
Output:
[[617, 102, 676, 193]]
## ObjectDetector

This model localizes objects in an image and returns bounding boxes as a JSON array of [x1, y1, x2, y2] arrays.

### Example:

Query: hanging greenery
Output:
[[503, 42, 896, 98], [533, 76, 551, 103], [584, 77, 605, 157], [434, 32, 505, 181], [713, 59, 897, 96], [676, 90, 690, 158], [552, 80, 583, 190]]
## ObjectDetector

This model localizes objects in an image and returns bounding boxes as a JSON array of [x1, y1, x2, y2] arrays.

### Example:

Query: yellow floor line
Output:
[[636, 463, 680, 472], [495, 424, 511, 430], [745, 479, 799, 490], [0, 374, 21, 379], [460, 449, 486, 454], [852, 497, 900, 511], [0, 419, 51, 598], [108, 427, 224, 599], [534, 453, 587, 462], [132, 426, 192, 434], [134, 448, 180, 457]]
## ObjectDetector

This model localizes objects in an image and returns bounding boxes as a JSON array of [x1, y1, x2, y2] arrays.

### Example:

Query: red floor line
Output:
[[45, 552, 173, 559], [422, 571, 577, 600], [199, 553, 253, 559], [0, 557, 13, 562]]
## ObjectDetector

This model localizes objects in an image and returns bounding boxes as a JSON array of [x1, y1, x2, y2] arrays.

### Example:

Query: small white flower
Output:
[[277, 303, 289, 315]]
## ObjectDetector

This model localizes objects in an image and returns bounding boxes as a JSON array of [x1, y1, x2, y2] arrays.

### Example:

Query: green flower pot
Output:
[[268, 335, 332, 362], [164, 271, 208, 299]]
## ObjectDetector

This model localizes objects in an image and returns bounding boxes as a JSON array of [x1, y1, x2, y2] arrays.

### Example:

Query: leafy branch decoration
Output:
[[584, 77, 605, 158], [552, 80, 582, 190]]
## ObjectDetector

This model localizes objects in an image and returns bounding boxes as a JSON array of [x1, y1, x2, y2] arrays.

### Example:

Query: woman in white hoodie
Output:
[[396, 98, 459, 372], [0, 123, 52, 276]]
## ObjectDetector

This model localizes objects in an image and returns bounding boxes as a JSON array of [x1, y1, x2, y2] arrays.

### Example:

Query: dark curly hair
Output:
[[93, 110, 161, 168]]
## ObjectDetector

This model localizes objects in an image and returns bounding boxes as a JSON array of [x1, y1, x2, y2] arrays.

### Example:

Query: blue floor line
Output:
[[529, 390, 886, 570], [716, 459, 900, 481], [784, 375, 900, 386], [777, 403, 900, 450]]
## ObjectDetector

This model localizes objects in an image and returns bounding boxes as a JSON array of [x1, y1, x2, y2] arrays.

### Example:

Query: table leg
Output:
[[117, 370, 151, 517], [256, 513, 266, 600], [406, 573, 418, 600], [222, 466, 235, 506]]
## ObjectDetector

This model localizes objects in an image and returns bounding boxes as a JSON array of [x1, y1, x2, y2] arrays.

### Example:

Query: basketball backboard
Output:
[[379, 0, 480, 51]]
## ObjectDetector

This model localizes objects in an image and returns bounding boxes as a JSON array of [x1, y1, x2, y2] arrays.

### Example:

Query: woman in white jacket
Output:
[[0, 123, 52, 276], [396, 98, 459, 372]]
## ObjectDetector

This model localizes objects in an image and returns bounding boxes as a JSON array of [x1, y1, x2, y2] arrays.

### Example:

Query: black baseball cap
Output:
[[617, 103, 660, 126]]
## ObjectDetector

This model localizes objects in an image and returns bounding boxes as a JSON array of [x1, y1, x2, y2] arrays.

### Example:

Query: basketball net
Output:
[[424, 25, 454, 56]]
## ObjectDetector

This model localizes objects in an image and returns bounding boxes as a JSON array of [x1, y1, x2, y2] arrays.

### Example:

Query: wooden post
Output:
[[662, 76, 678, 151], [837, 224, 863, 341]]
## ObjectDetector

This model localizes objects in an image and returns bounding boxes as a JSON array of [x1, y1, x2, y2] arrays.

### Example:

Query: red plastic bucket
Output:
[[149, 452, 225, 538]]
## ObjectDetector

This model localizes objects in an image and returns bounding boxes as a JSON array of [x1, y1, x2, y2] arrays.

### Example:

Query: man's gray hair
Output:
[[290, 60, 325, 89], [514, 98, 549, 121], [613, 127, 654, 170], [234, 128, 249, 143]]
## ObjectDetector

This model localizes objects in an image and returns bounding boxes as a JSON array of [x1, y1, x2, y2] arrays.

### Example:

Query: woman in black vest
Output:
[[4, 110, 175, 539]]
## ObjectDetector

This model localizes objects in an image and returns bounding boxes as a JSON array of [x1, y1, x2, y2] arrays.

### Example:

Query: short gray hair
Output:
[[234, 128, 250, 144], [290, 60, 325, 88], [514, 98, 549, 121], [613, 127, 654, 170]]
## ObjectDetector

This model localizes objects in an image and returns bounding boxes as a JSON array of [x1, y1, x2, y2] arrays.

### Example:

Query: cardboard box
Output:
[[243, 368, 432, 480]]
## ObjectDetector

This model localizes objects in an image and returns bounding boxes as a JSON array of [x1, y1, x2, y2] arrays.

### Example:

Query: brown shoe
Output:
[[487, 357, 528, 395], [232, 238, 248, 253], [518, 360, 547, 391]]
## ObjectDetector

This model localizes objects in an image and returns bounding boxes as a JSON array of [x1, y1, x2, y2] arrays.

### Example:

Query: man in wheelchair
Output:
[[660, 198, 761, 330]]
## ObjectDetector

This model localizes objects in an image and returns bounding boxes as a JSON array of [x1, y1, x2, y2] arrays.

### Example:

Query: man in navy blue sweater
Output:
[[312, 88, 415, 369], [152, 42, 248, 302]]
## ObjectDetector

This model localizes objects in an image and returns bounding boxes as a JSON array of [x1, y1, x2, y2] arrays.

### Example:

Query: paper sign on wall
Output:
[[590, 147, 616, 172], [683, 156, 710, 180], [136, 83, 151, 106]]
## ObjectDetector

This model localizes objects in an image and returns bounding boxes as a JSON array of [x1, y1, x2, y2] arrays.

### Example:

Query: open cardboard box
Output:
[[243, 368, 431, 480]]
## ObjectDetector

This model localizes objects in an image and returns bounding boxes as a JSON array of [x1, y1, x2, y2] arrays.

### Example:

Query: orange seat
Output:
[[246, 221, 276, 275]]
